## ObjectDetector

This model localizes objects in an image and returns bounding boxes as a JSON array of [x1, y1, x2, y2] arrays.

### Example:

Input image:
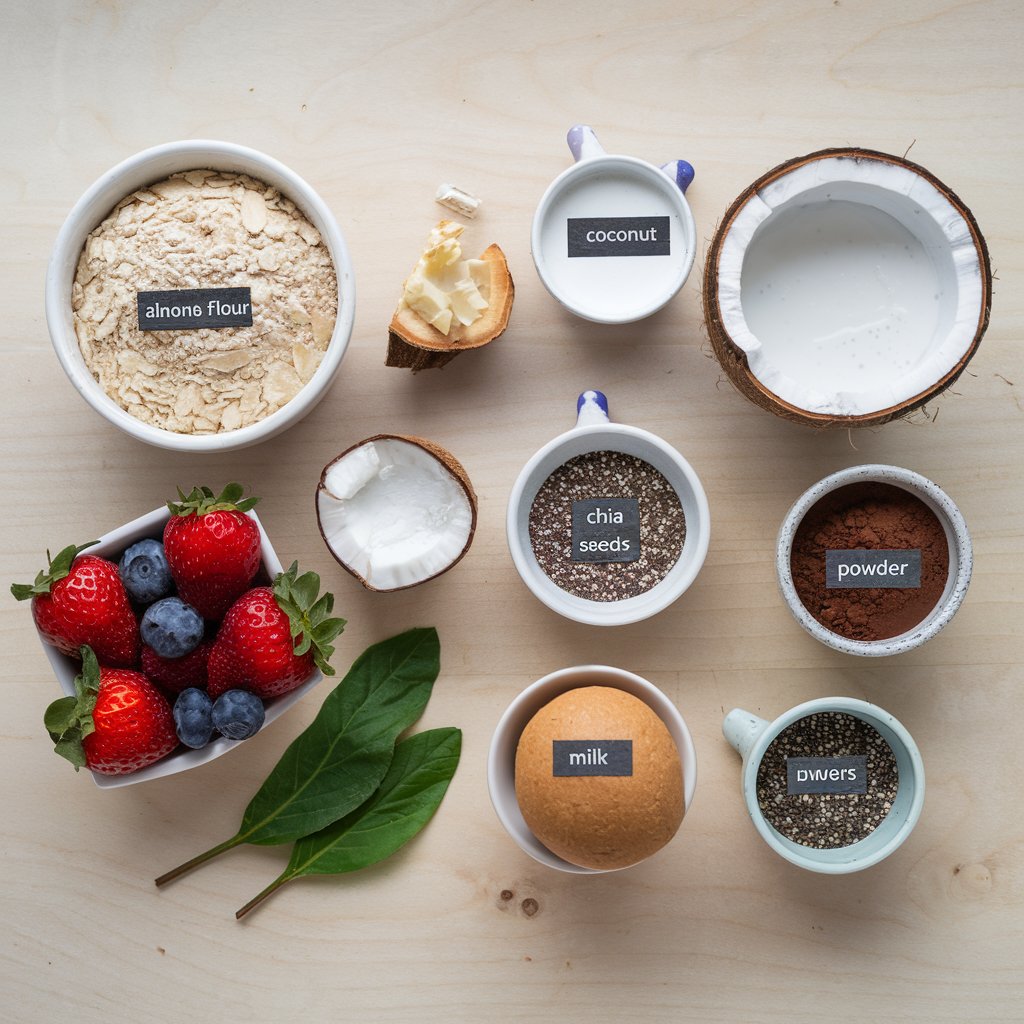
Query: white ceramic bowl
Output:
[[45, 140, 356, 452], [507, 391, 711, 626], [487, 664, 698, 874], [36, 505, 324, 788], [723, 698, 925, 873], [776, 464, 972, 656]]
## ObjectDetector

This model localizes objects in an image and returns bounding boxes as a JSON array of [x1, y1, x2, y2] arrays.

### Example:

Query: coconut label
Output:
[[137, 287, 254, 331], [567, 217, 670, 258], [825, 549, 922, 588], [571, 499, 640, 563], [553, 740, 633, 777], [786, 756, 868, 795]]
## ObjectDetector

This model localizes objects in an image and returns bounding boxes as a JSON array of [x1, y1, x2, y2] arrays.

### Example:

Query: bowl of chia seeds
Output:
[[722, 697, 925, 873], [506, 390, 710, 626]]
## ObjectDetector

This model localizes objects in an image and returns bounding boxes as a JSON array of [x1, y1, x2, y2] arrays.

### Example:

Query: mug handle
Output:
[[567, 124, 607, 162], [659, 160, 695, 195], [575, 390, 610, 427], [723, 708, 770, 760]]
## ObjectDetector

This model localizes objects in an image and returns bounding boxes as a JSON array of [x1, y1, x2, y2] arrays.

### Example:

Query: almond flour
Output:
[[72, 170, 338, 434]]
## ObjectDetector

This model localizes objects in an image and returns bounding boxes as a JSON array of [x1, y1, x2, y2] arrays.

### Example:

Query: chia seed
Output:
[[528, 450, 685, 601], [756, 712, 899, 850]]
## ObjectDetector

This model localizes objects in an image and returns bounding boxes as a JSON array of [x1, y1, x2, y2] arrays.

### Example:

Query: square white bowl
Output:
[[37, 504, 324, 788]]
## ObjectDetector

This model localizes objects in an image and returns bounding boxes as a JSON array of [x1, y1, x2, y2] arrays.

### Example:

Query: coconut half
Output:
[[316, 434, 477, 592], [704, 148, 992, 427], [387, 222, 514, 371]]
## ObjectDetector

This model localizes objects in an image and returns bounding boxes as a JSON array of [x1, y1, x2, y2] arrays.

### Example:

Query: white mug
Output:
[[723, 697, 925, 873], [531, 125, 697, 323], [506, 390, 710, 626]]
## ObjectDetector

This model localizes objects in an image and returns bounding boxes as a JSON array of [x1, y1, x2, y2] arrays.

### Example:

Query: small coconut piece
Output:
[[316, 434, 477, 592], [703, 148, 992, 428], [387, 221, 514, 371]]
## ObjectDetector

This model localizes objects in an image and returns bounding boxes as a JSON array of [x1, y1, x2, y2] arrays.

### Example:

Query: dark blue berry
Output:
[[212, 690, 266, 741], [173, 688, 214, 749], [119, 539, 173, 604], [141, 597, 204, 658]]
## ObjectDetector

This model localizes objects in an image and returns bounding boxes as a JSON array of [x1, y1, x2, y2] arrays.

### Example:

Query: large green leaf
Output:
[[156, 628, 440, 885], [236, 728, 461, 918]]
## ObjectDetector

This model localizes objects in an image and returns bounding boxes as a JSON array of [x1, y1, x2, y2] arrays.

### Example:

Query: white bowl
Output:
[[45, 140, 356, 452], [776, 464, 972, 656], [487, 664, 698, 874], [36, 505, 324, 788]]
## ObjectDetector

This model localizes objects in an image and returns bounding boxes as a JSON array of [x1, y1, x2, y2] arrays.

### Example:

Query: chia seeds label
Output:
[[137, 287, 253, 331], [571, 499, 640, 563], [552, 740, 633, 777], [786, 756, 868, 795], [825, 549, 922, 588], [567, 217, 670, 258]]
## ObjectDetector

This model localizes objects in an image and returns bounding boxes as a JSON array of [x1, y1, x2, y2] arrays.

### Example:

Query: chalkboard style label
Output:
[[571, 498, 640, 563], [825, 549, 922, 589], [786, 756, 868, 795], [567, 217, 670, 258], [553, 740, 633, 777], [137, 287, 253, 331]]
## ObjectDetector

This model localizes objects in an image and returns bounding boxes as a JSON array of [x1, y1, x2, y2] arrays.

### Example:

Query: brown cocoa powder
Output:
[[791, 481, 949, 642]]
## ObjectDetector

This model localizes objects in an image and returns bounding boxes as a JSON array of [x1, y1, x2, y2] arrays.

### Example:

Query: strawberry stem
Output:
[[167, 483, 259, 517], [154, 834, 244, 887], [235, 871, 295, 920]]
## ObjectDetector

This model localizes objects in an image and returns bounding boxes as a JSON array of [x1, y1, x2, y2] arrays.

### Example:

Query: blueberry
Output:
[[140, 597, 204, 658], [212, 690, 266, 741], [173, 688, 214, 749], [119, 539, 173, 604]]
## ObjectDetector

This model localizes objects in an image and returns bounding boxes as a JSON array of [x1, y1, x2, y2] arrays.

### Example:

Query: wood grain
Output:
[[1, 1, 1022, 1021]]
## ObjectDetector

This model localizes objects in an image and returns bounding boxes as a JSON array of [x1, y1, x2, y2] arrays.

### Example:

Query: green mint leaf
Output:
[[53, 736, 86, 770]]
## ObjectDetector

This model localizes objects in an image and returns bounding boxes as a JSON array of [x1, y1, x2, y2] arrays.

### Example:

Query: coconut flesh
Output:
[[709, 152, 990, 421], [316, 436, 476, 591]]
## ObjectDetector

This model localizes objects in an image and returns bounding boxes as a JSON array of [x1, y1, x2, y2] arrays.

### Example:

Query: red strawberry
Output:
[[12, 543, 140, 666], [163, 484, 261, 621], [141, 640, 213, 696], [207, 562, 345, 699], [44, 646, 178, 776]]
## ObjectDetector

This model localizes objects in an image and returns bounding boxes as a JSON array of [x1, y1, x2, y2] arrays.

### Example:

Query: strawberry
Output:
[[141, 640, 213, 696], [163, 484, 261, 621], [12, 543, 140, 666], [44, 646, 178, 775], [207, 562, 345, 700]]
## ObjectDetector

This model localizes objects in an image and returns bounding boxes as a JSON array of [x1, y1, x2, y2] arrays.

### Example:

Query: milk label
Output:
[[553, 740, 633, 777]]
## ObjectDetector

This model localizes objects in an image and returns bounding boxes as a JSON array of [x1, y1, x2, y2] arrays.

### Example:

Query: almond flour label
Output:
[[567, 217, 670, 257], [553, 740, 633, 777], [137, 288, 253, 331]]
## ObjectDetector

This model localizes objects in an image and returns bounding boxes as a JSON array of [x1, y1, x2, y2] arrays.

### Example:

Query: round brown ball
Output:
[[514, 685, 684, 870]]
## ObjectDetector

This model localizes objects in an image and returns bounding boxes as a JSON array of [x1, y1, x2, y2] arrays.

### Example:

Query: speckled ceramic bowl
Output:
[[776, 464, 972, 656]]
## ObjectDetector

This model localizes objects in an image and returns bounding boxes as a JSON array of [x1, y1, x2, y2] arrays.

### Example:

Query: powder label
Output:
[[553, 740, 633, 777], [825, 549, 922, 588], [137, 287, 254, 331], [571, 498, 640, 563], [786, 756, 868, 794], [567, 217, 670, 258]]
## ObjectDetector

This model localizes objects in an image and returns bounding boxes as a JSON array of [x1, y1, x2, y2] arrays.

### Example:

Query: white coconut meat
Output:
[[715, 156, 986, 416], [317, 438, 475, 591]]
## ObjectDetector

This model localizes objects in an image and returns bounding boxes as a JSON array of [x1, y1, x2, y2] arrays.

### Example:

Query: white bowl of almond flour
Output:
[[46, 141, 355, 451]]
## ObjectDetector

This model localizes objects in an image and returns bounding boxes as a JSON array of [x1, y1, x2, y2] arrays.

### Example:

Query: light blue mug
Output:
[[723, 697, 925, 873]]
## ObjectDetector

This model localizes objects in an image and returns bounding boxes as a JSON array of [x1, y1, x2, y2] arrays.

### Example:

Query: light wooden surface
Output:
[[3, 2, 1022, 1021]]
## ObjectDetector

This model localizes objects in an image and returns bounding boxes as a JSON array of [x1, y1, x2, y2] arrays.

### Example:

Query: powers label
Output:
[[825, 549, 921, 589], [786, 756, 868, 794], [567, 217, 670, 257], [553, 740, 633, 777], [137, 287, 254, 331], [571, 498, 640, 563]]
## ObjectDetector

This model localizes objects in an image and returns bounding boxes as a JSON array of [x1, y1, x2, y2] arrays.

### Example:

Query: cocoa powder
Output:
[[791, 482, 949, 641]]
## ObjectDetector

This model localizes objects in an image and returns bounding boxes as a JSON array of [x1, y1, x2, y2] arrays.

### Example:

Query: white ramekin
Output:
[[45, 140, 356, 453], [776, 464, 972, 656]]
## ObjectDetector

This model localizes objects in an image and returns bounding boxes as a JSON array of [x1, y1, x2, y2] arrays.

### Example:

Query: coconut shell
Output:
[[514, 686, 684, 870], [315, 433, 477, 592], [703, 147, 993, 428], [386, 243, 514, 371]]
